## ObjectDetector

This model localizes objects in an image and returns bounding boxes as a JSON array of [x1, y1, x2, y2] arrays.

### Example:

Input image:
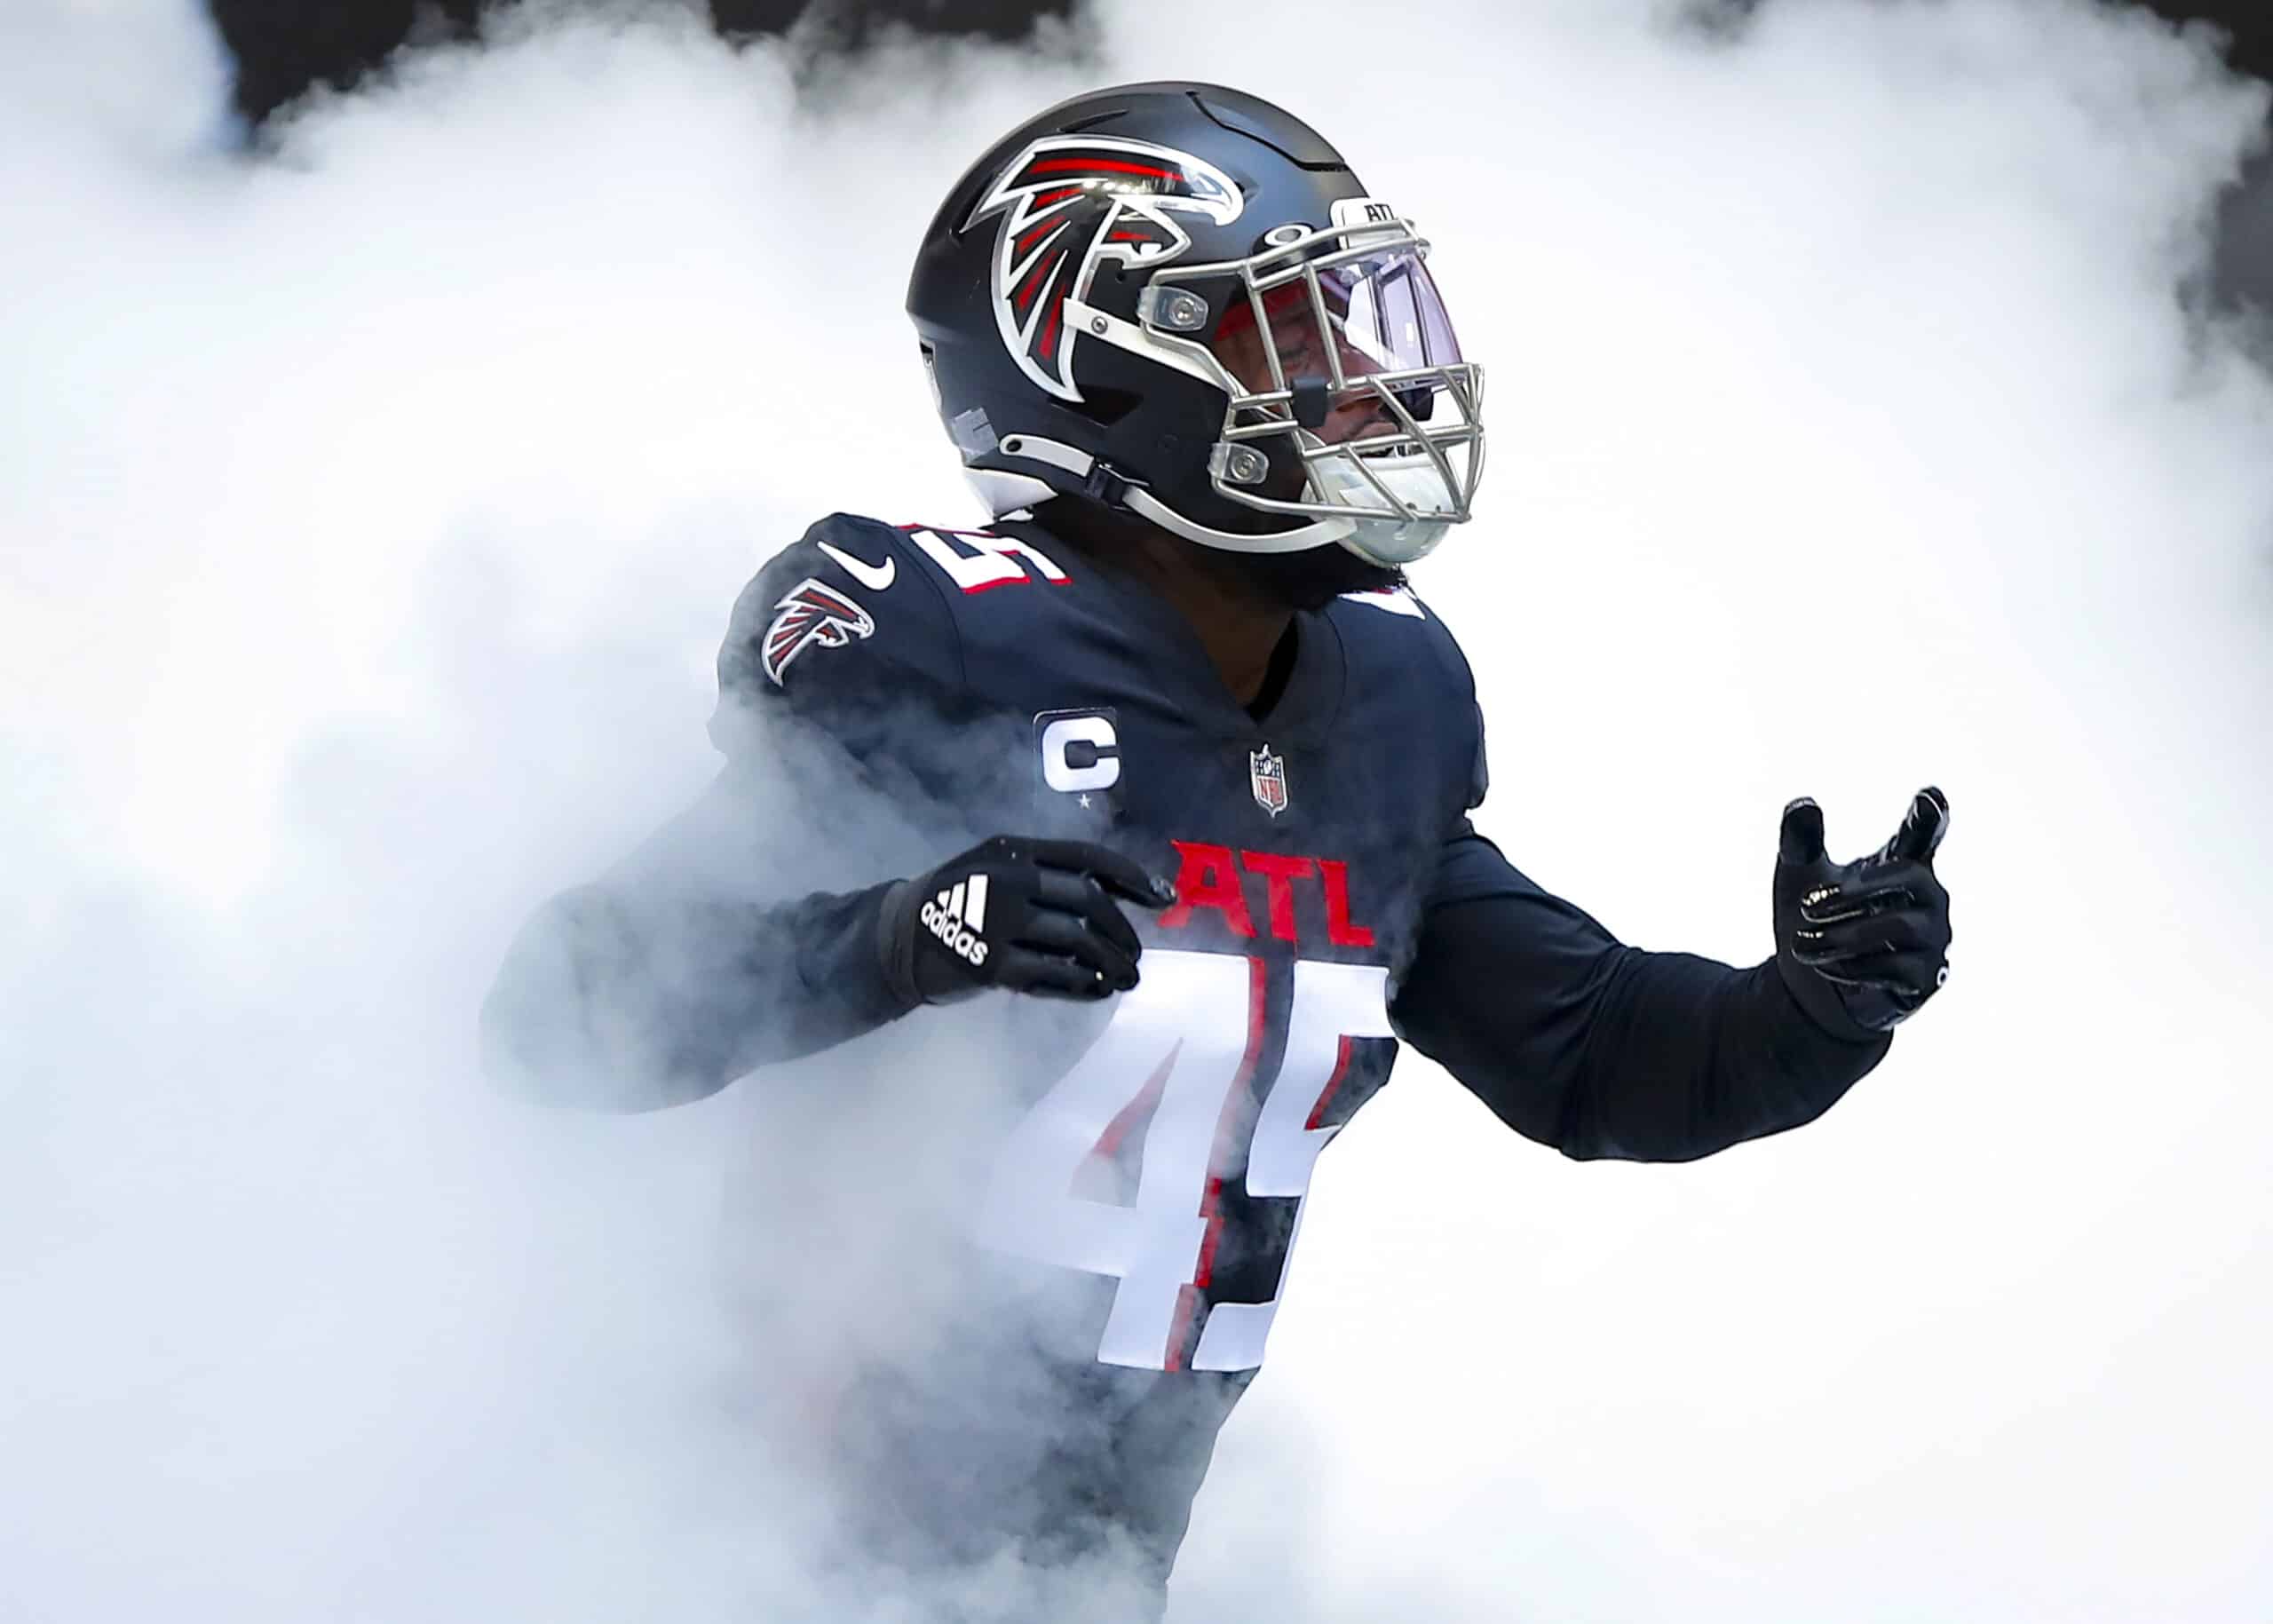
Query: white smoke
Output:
[[3, 0, 2269, 1620]]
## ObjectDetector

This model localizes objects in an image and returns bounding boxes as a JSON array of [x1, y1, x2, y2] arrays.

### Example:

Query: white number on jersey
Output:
[[973, 949, 1392, 1372], [906, 526, 1070, 595]]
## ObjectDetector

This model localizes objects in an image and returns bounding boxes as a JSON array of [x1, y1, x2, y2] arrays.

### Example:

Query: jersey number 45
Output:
[[974, 949, 1392, 1372]]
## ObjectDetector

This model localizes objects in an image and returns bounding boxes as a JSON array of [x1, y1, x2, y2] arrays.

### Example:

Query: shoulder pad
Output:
[[1331, 582, 1472, 692], [711, 513, 966, 754], [1330, 579, 1487, 810], [1334, 584, 1431, 622]]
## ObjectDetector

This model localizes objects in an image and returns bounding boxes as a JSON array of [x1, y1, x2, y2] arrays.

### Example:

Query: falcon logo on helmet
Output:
[[761, 578, 875, 686], [965, 135, 1243, 404]]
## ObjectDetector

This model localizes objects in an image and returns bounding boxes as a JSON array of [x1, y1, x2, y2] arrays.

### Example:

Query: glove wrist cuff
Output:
[[875, 879, 927, 1010], [1773, 950, 1887, 1045]]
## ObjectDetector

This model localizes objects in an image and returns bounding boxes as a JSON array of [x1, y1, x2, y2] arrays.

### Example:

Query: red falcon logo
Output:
[[761, 578, 875, 686], [965, 135, 1244, 403]]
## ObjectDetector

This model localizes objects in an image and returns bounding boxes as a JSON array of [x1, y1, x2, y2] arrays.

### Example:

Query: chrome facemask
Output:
[[1141, 213, 1485, 566]]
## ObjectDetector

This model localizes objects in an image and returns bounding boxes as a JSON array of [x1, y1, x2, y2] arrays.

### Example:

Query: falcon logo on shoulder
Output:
[[761, 578, 875, 686], [965, 135, 1243, 403]]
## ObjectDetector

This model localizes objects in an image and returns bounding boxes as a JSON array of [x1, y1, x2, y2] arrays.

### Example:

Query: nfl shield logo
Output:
[[1249, 745, 1289, 818]]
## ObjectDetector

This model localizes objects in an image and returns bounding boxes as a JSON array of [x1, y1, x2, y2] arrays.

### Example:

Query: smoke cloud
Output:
[[4, 1, 2269, 1620]]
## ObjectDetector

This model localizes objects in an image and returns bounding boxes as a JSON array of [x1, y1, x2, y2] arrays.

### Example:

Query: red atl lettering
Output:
[[1320, 859, 1375, 949], [1159, 841, 1257, 939], [1238, 851, 1315, 943], [1157, 844, 1375, 947]]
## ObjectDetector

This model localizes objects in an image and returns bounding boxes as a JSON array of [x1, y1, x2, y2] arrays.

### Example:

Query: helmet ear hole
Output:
[[1077, 384, 1144, 426]]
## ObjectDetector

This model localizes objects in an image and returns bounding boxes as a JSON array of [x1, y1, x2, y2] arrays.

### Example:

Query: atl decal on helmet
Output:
[[760, 579, 875, 686], [964, 135, 1243, 403]]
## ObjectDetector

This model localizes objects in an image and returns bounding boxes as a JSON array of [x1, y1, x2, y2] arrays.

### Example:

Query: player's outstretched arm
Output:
[[1390, 791, 1952, 1162], [479, 801, 1169, 1112]]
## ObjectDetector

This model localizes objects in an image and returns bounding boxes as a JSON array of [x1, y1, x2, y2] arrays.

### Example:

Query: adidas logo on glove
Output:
[[919, 875, 991, 967]]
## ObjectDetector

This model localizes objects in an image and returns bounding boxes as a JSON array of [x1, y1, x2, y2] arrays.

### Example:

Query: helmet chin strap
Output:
[[986, 432, 1358, 555], [1130, 482, 1448, 569], [1123, 486, 1357, 554]]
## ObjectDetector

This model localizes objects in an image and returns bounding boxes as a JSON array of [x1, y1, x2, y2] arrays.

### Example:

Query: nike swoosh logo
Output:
[[817, 541, 896, 591]]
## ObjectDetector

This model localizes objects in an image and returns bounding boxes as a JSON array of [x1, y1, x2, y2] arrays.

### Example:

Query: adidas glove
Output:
[[1775, 787, 1954, 1036], [879, 836, 1176, 1006]]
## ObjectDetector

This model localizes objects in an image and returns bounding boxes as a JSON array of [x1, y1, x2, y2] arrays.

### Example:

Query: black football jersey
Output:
[[708, 510, 1485, 1580], [477, 487, 1893, 1611]]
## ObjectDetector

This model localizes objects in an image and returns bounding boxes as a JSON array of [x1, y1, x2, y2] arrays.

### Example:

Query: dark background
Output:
[[208, 0, 1080, 126], [205, 0, 2269, 313]]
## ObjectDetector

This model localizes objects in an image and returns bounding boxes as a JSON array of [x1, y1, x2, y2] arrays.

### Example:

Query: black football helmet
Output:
[[906, 83, 1485, 566]]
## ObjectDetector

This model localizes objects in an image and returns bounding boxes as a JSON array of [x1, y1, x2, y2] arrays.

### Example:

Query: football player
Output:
[[482, 82, 1954, 1620]]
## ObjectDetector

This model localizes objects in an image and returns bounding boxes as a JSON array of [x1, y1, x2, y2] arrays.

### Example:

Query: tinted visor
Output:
[[1210, 250, 1464, 442], [1204, 246, 1480, 563]]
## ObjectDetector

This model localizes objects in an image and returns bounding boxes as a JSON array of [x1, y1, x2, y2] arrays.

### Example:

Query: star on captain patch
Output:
[[1249, 744, 1289, 818]]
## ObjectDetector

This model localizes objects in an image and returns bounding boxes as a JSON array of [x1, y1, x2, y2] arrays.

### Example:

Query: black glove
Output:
[[878, 835, 1176, 1006], [1775, 787, 1953, 1036]]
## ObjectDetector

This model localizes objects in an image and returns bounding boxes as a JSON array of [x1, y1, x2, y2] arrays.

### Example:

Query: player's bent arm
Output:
[[478, 779, 1169, 1110], [479, 883, 908, 1111], [480, 514, 958, 1110], [1390, 832, 1889, 1163], [479, 516, 1169, 1108], [479, 764, 918, 1111]]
